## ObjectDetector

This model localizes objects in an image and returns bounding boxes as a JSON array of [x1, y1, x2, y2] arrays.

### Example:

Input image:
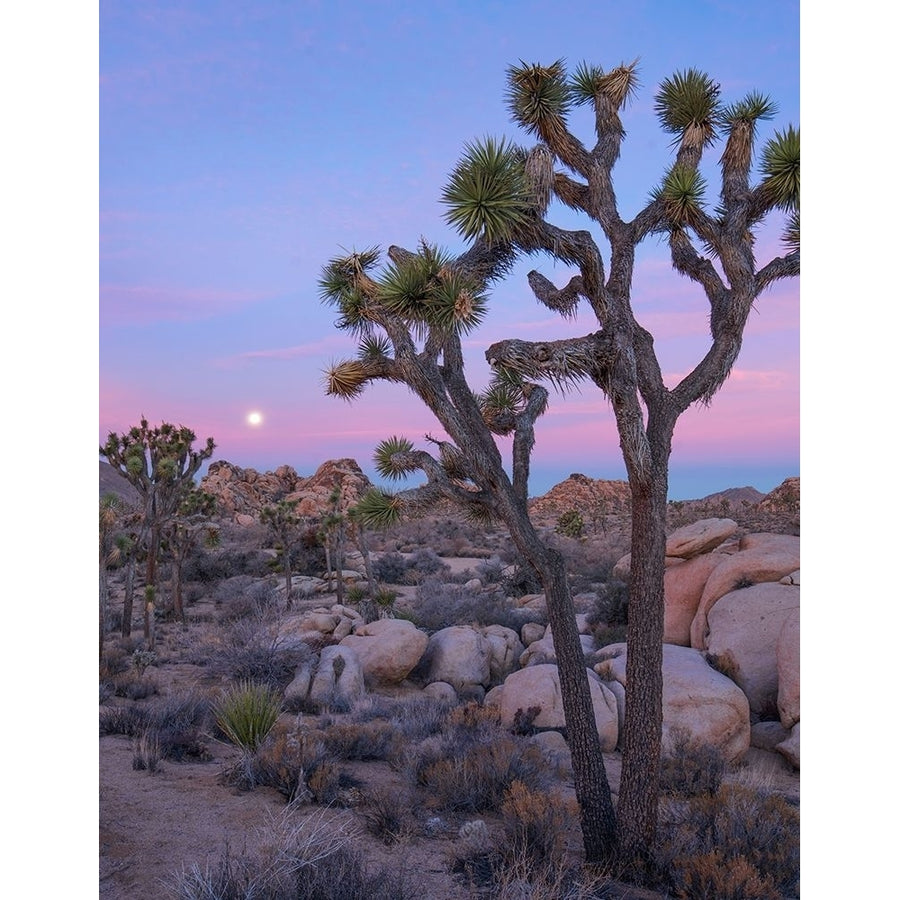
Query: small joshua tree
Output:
[[101, 419, 215, 649], [260, 498, 303, 607]]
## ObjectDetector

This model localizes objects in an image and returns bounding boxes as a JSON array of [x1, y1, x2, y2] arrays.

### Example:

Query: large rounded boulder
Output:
[[594, 643, 750, 764], [339, 619, 428, 686], [498, 663, 618, 751], [705, 582, 800, 718]]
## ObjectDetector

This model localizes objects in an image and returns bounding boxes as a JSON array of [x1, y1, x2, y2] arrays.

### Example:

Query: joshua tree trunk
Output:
[[615, 418, 675, 865], [172, 550, 186, 626], [99, 563, 109, 663], [505, 506, 617, 863], [282, 555, 293, 609], [122, 556, 135, 638]]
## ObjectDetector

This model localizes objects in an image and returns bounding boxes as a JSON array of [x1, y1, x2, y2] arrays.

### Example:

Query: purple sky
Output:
[[99, 0, 799, 499]]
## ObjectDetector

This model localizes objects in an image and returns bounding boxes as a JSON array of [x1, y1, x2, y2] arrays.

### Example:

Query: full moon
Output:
[[247, 411, 263, 426]]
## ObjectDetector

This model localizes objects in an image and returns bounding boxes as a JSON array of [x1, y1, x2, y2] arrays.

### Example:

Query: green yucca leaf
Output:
[[354, 488, 404, 528], [651, 165, 708, 228], [784, 209, 800, 253], [358, 334, 392, 360], [760, 126, 800, 211], [323, 360, 369, 400], [373, 436, 419, 480], [654, 68, 721, 148], [569, 62, 605, 106], [442, 137, 532, 243], [379, 258, 431, 319], [319, 247, 381, 304], [722, 91, 777, 126], [426, 271, 489, 334], [505, 59, 572, 135]]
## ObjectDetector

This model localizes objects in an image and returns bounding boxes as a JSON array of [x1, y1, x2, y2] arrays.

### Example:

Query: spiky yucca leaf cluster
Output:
[[324, 360, 370, 401], [506, 59, 572, 140], [654, 69, 722, 149], [478, 368, 532, 434], [319, 247, 381, 334], [379, 243, 488, 334], [720, 92, 776, 172], [442, 137, 532, 244], [570, 59, 640, 109], [214, 681, 280, 753], [784, 209, 800, 253], [373, 436, 419, 481], [652, 165, 708, 229], [354, 489, 403, 529], [760, 126, 800, 211]]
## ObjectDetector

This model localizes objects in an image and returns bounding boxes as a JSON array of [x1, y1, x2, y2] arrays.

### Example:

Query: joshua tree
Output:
[[320, 486, 347, 605], [163, 488, 218, 624], [320, 241, 618, 862], [101, 419, 215, 649], [320, 59, 798, 866], [444, 60, 799, 864], [260, 498, 302, 607]]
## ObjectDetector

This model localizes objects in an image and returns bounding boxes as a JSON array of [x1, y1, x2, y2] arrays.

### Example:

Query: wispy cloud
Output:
[[214, 334, 356, 368], [100, 284, 268, 326]]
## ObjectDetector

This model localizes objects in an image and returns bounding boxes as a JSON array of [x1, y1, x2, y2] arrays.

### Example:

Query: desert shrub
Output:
[[500, 557, 543, 597], [213, 576, 281, 622], [475, 555, 505, 585], [153, 693, 214, 761], [183, 547, 272, 583], [412, 577, 522, 632], [100, 704, 153, 737], [411, 730, 547, 812], [119, 673, 159, 700], [214, 681, 281, 753], [659, 728, 727, 798], [361, 786, 411, 845], [498, 780, 578, 868], [210, 619, 309, 689], [586, 579, 629, 631], [100, 646, 131, 679], [131, 647, 158, 676], [371, 551, 409, 584], [320, 720, 400, 762], [234, 730, 329, 801], [132, 728, 162, 772], [555, 509, 585, 539], [654, 783, 800, 898]]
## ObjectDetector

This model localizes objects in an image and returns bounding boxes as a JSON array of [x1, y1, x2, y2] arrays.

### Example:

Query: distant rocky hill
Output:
[[200, 458, 373, 523], [100, 456, 798, 534], [528, 473, 632, 520]]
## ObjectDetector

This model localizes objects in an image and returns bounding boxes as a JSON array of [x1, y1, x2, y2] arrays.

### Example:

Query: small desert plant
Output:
[[659, 728, 727, 798], [555, 509, 585, 539], [360, 787, 411, 845], [371, 551, 408, 584], [214, 681, 281, 753], [586, 579, 629, 630], [132, 728, 162, 772], [320, 720, 400, 762], [168, 805, 411, 900], [344, 584, 367, 604], [412, 577, 521, 632], [131, 647, 158, 676], [705, 650, 740, 683], [100, 704, 153, 737]]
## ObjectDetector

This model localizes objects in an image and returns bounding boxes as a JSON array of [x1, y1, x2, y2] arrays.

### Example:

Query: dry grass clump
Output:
[[319, 719, 401, 762], [360, 785, 413, 845], [168, 805, 413, 900], [654, 782, 800, 899], [208, 619, 310, 690], [101, 691, 213, 763]]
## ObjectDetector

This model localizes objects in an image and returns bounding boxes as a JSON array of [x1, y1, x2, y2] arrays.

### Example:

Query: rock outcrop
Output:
[[200, 458, 372, 522]]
